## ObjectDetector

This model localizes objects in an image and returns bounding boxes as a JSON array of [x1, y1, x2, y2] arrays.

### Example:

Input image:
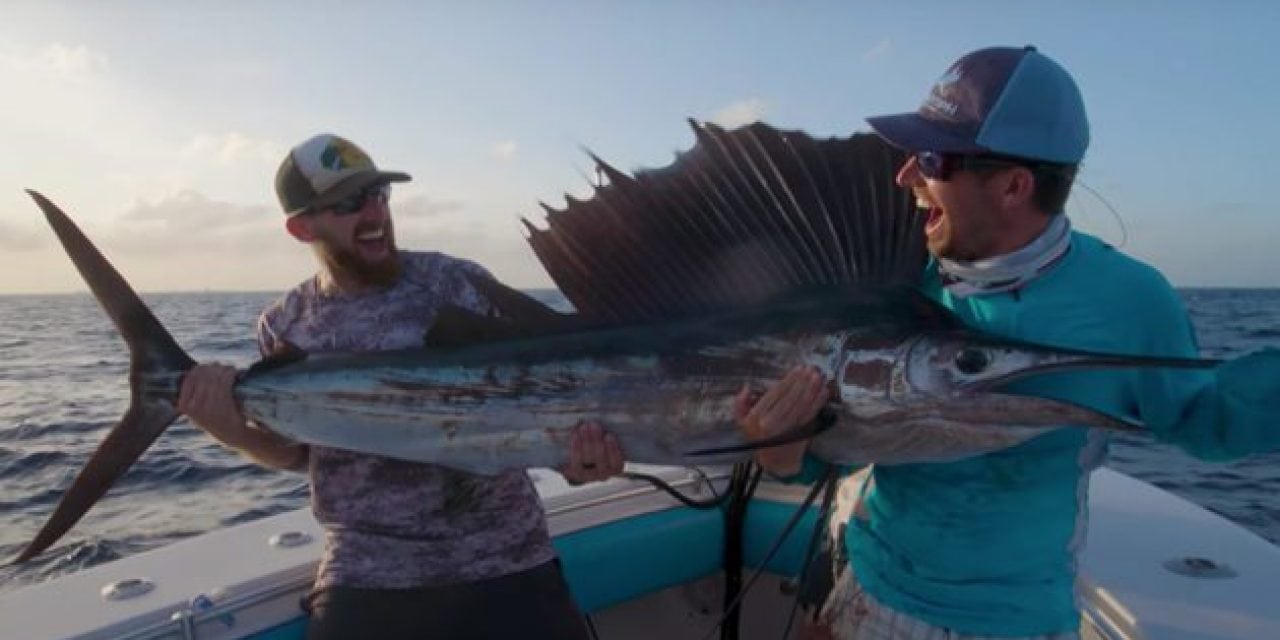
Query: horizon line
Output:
[[1, 285, 1277, 297]]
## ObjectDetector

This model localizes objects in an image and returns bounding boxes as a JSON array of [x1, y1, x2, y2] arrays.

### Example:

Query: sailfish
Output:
[[12, 121, 1218, 565]]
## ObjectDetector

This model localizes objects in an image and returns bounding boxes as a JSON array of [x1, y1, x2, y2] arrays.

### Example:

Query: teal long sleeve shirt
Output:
[[787, 231, 1280, 636]]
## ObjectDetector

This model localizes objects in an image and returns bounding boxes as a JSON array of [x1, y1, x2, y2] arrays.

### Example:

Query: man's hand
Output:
[[178, 363, 308, 471], [559, 421, 625, 485], [178, 363, 252, 447], [735, 366, 830, 476]]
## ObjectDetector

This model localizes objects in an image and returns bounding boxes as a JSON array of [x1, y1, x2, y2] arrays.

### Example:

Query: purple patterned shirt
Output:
[[257, 251, 555, 590]]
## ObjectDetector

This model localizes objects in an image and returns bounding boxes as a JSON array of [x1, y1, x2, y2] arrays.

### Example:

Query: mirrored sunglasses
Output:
[[914, 151, 1068, 182], [321, 183, 390, 216]]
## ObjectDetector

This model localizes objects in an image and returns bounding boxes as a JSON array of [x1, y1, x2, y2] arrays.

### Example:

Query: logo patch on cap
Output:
[[936, 68, 962, 89], [319, 138, 373, 172], [923, 68, 962, 118]]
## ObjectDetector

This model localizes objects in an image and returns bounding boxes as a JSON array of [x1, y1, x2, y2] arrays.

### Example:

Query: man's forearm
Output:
[[222, 423, 309, 472]]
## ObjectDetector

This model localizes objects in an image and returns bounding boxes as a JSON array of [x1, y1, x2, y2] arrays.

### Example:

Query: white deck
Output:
[[1080, 469, 1280, 639]]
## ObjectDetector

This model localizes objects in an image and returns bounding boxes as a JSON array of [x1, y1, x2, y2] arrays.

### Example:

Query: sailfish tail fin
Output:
[[11, 191, 194, 565]]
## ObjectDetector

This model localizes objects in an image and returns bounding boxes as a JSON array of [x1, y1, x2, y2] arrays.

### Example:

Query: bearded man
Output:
[[179, 134, 623, 640]]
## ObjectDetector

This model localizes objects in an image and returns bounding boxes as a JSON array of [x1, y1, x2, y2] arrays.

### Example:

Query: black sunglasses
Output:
[[317, 183, 390, 216], [913, 151, 1023, 181], [914, 151, 1072, 182]]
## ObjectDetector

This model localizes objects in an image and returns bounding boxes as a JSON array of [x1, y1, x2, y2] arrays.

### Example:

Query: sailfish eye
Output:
[[954, 348, 990, 375]]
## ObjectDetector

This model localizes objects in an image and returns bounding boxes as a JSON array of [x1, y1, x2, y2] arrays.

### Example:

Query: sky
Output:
[[1, 1, 1277, 294]]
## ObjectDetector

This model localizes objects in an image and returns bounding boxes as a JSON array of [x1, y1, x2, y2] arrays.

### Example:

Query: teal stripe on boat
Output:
[[555, 506, 725, 612], [244, 499, 823, 638], [743, 500, 824, 576], [557, 500, 821, 612], [245, 618, 307, 640]]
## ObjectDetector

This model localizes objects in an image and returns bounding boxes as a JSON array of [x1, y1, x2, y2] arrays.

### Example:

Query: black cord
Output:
[[780, 465, 838, 638], [698, 468, 835, 640], [621, 469, 729, 510], [719, 462, 760, 640], [618, 465, 751, 639], [621, 464, 838, 640]]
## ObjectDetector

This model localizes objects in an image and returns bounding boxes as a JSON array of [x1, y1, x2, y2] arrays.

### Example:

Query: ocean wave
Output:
[[219, 502, 305, 527], [0, 486, 69, 512], [112, 455, 256, 488], [0, 450, 71, 479], [0, 536, 158, 593], [0, 421, 108, 443]]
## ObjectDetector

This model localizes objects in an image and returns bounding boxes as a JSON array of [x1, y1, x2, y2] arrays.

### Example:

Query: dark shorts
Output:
[[305, 560, 591, 640]]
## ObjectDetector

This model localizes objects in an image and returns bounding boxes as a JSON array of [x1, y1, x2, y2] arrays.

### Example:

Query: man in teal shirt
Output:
[[738, 45, 1280, 639]]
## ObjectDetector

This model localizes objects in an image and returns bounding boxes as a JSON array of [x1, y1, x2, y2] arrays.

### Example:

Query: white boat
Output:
[[2, 466, 1278, 640]]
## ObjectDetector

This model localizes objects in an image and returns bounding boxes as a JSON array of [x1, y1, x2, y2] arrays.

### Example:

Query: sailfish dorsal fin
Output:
[[524, 121, 925, 324]]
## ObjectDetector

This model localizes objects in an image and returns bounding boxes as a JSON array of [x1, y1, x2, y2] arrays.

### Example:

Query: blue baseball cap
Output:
[[867, 46, 1089, 165]]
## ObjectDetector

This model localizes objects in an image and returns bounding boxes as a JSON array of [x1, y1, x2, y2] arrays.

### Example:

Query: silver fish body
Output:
[[220, 300, 1163, 475]]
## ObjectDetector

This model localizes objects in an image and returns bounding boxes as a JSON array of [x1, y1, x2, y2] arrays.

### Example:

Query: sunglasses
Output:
[[914, 151, 1073, 182], [913, 151, 1024, 181], [317, 183, 390, 216]]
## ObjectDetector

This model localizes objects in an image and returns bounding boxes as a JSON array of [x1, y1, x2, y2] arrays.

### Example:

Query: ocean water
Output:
[[0, 288, 1277, 594]]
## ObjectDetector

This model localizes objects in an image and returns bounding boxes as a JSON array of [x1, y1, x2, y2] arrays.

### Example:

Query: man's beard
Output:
[[314, 230, 402, 290]]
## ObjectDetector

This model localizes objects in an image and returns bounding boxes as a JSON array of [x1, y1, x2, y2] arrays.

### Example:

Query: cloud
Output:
[[41, 43, 109, 76], [181, 132, 282, 167], [394, 193, 465, 220], [4, 189, 550, 293], [0, 220, 43, 250], [709, 98, 767, 128], [122, 189, 264, 226], [0, 43, 109, 78], [111, 190, 281, 254], [862, 38, 891, 62], [491, 140, 518, 162], [3, 190, 310, 293], [107, 189, 467, 252]]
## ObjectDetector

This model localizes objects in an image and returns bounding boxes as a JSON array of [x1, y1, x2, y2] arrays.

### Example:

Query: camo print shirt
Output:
[[257, 251, 555, 590]]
